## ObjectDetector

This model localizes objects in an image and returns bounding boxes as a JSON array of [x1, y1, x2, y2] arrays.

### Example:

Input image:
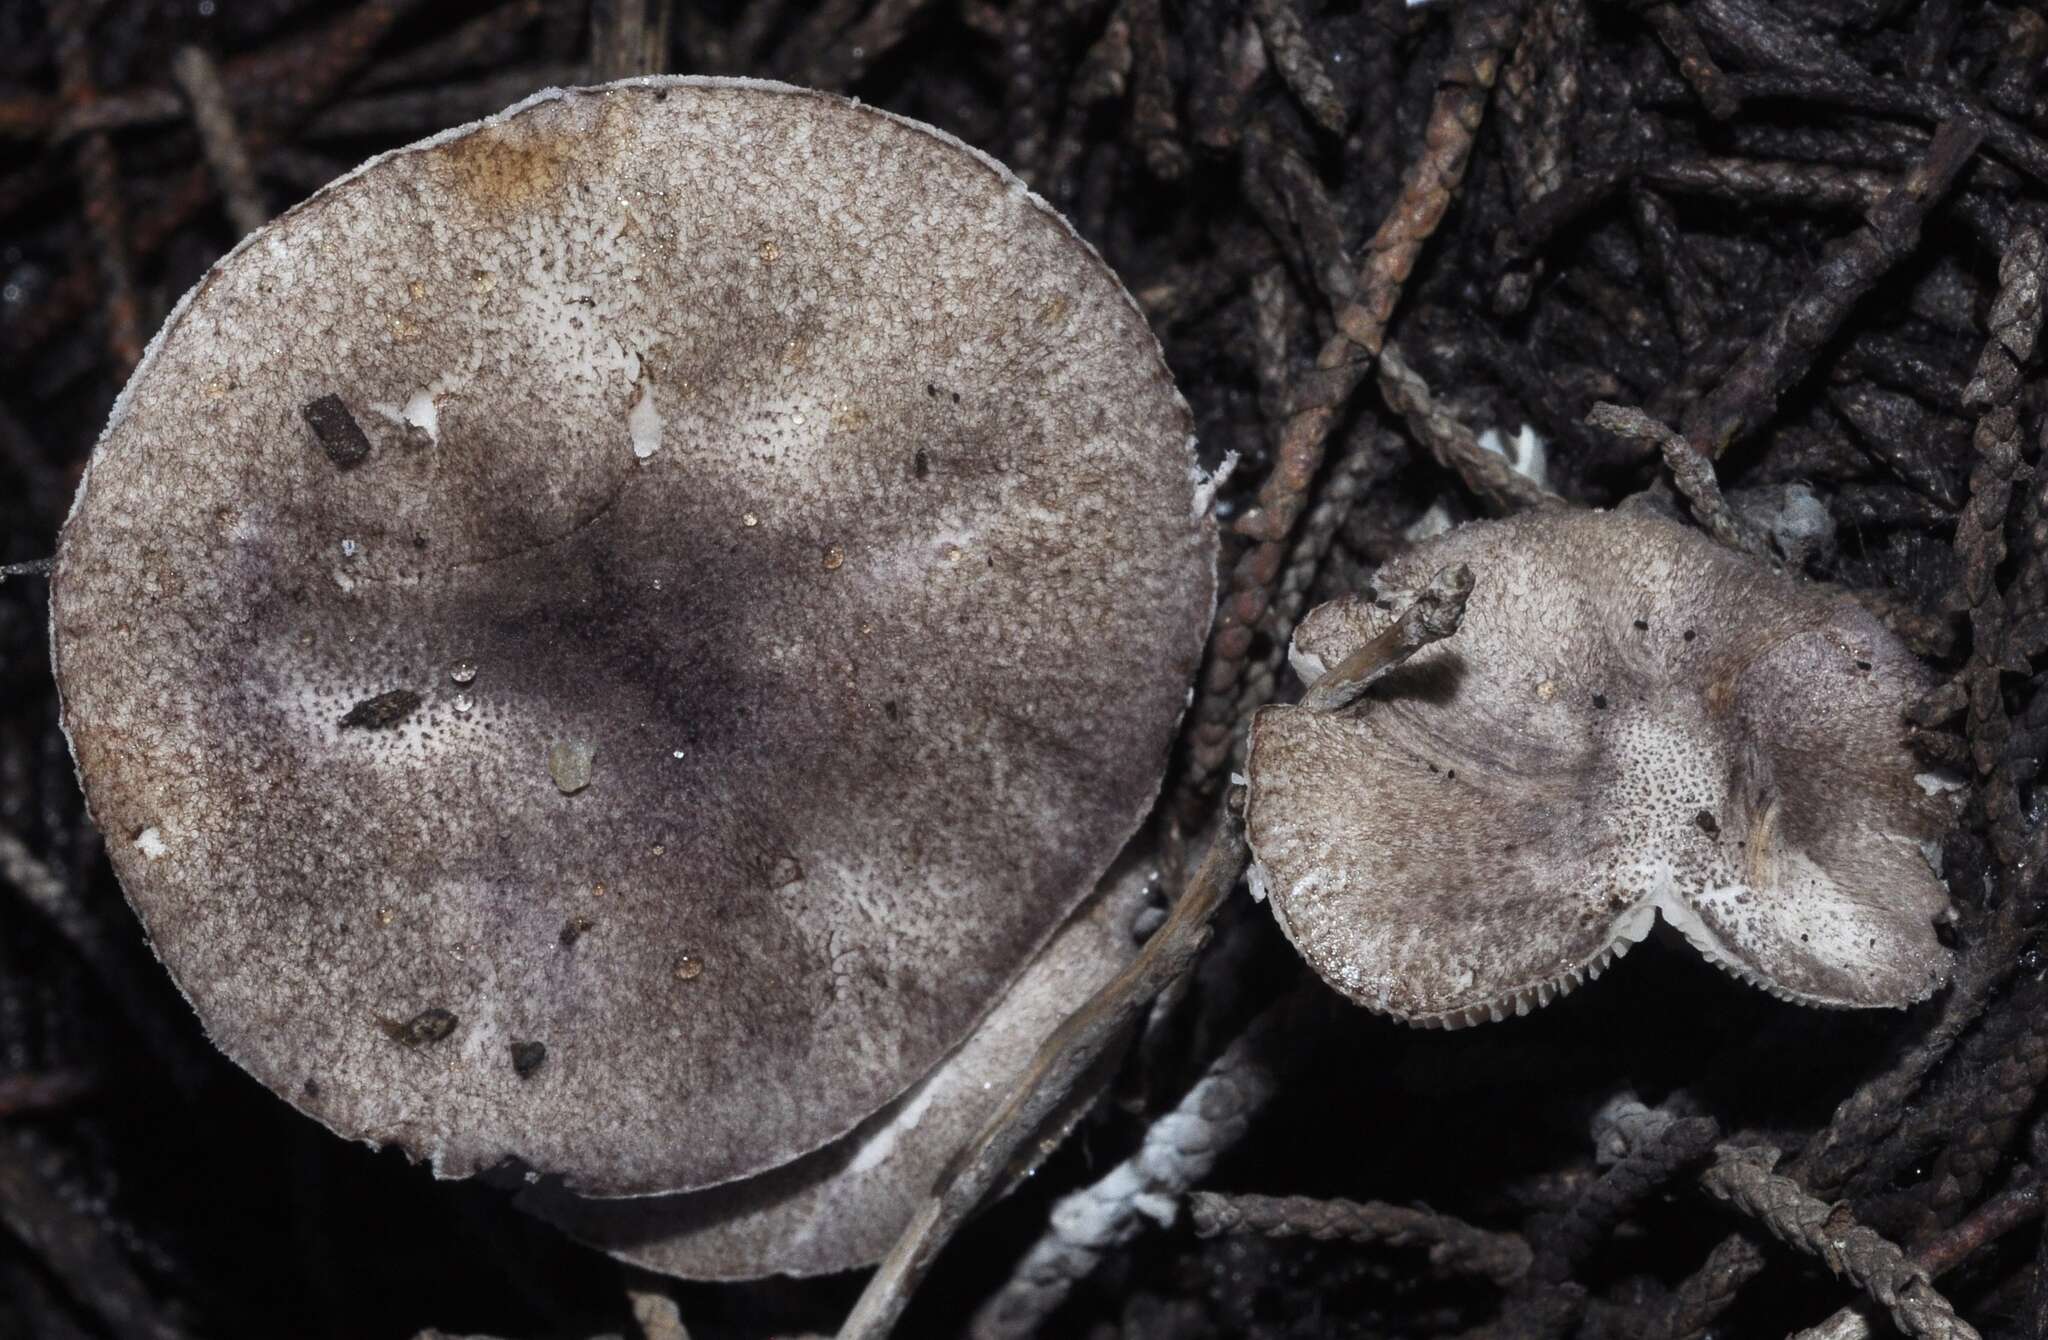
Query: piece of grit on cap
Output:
[[51, 77, 1217, 1197], [1247, 508, 1955, 1028]]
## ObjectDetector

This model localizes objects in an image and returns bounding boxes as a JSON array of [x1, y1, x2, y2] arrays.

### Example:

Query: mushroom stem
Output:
[[839, 812, 1253, 1340], [1297, 563, 1474, 714]]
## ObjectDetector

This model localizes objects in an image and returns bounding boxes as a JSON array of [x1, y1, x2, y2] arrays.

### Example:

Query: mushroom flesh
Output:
[[51, 78, 1216, 1195], [1246, 508, 1953, 1027]]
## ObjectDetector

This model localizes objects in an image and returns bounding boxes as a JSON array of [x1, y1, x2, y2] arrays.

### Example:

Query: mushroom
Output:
[[50, 79, 1216, 1196], [1246, 508, 1953, 1027], [521, 847, 1157, 1278]]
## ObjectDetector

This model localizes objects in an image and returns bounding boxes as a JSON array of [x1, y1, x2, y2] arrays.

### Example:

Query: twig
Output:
[[170, 46, 268, 237], [967, 988, 1310, 1340], [1638, 1, 1736, 120], [0, 557, 54, 583], [1187, 0, 1526, 791], [0, 1070, 94, 1117], [1655, 1232, 1770, 1340], [1698, 1145, 1981, 1340], [1189, 1191, 1532, 1286], [1231, 423, 1393, 768], [1534, 1099, 1722, 1282], [1380, 344, 1565, 517], [841, 577, 1472, 1338], [1678, 119, 1983, 459], [1952, 226, 2044, 863], [1586, 402, 1769, 558], [1790, 1174, 2043, 1340], [49, 0, 142, 372], [588, 0, 668, 80], [838, 818, 1251, 1340], [1299, 562, 1473, 712], [1250, 0, 1346, 135], [1127, 0, 1185, 181], [0, 1130, 189, 1340], [1643, 157, 1893, 213], [1498, 0, 1587, 206]]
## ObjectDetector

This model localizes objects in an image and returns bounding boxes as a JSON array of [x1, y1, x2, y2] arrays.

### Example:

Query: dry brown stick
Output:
[[588, 0, 668, 79], [1586, 402, 1769, 558], [1699, 1146, 1981, 1340], [1498, 0, 1586, 206], [829, 0, 943, 86], [1251, 0, 1346, 135], [356, 0, 547, 90], [7, 0, 429, 359], [1644, 157, 1893, 211], [1380, 343, 1566, 517], [838, 818, 1252, 1340], [968, 988, 1314, 1340], [170, 46, 268, 237], [49, 0, 142, 373], [0, 1131, 189, 1340], [1789, 1174, 2043, 1340], [1802, 901, 2041, 1199], [1657, 1232, 1770, 1340], [0, 1070, 93, 1118], [1639, 1, 1737, 120], [1190, 1192, 1533, 1286], [300, 65, 585, 139], [1230, 422, 1392, 769], [1953, 226, 2044, 863], [840, 575, 1474, 1339], [1710, 71, 2048, 190], [1127, 0, 1185, 181], [1678, 119, 1983, 459], [1186, 0, 1526, 791], [1300, 564, 1474, 711]]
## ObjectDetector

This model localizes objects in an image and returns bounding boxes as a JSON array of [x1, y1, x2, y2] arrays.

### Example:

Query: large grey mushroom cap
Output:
[[521, 846, 1155, 1278], [1247, 509, 1952, 1027], [52, 79, 1214, 1195]]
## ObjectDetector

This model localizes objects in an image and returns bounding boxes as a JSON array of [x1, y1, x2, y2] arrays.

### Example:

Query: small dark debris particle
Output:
[[652, 89, 668, 101], [950, 391, 961, 404], [926, 382, 939, 397], [913, 448, 930, 479], [1592, 693, 1608, 709], [303, 1077, 320, 1098], [1696, 810, 1720, 836], [339, 689, 421, 730], [510, 1041, 547, 1078], [1633, 619, 1649, 631], [1683, 629, 1696, 642], [1855, 659, 1872, 671], [1446, 769, 1456, 781], [559, 915, 595, 947], [301, 394, 372, 468], [882, 700, 900, 721], [382, 1007, 458, 1047]]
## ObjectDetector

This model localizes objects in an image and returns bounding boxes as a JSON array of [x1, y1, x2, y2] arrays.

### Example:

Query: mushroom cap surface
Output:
[[521, 846, 1154, 1278], [1247, 509, 1951, 1027], [52, 78, 1214, 1194]]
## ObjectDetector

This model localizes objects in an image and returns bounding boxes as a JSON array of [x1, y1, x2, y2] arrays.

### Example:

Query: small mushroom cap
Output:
[[1247, 509, 1952, 1027], [52, 79, 1213, 1194], [520, 847, 1155, 1278]]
